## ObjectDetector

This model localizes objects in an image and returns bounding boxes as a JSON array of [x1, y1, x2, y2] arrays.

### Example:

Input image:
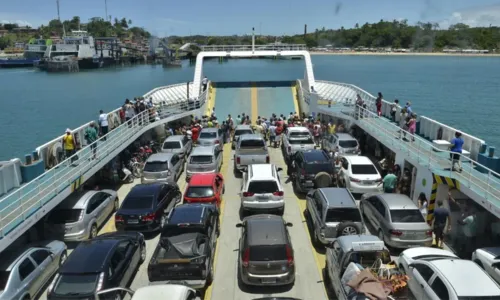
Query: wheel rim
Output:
[[114, 199, 119, 210], [141, 244, 146, 260], [91, 226, 97, 239], [342, 226, 358, 235]]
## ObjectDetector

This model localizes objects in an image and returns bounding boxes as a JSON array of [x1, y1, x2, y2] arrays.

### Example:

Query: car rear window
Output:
[[289, 131, 310, 137], [53, 274, 99, 296], [163, 141, 181, 149], [390, 209, 425, 223], [240, 139, 265, 148], [339, 140, 358, 148], [0, 271, 10, 290], [250, 245, 287, 261], [304, 163, 333, 174], [325, 208, 361, 222], [144, 161, 169, 172], [235, 129, 253, 136], [289, 138, 314, 144], [248, 181, 278, 194], [351, 164, 378, 175], [190, 155, 213, 164], [121, 195, 154, 210], [47, 209, 83, 224], [186, 186, 214, 198], [200, 132, 217, 139]]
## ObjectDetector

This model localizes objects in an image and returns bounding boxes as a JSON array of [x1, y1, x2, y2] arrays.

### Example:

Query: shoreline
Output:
[[310, 51, 500, 57]]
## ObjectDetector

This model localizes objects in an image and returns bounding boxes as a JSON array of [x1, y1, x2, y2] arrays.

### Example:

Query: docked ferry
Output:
[[0, 39, 498, 300]]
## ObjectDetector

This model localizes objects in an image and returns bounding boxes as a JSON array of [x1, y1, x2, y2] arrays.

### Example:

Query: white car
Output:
[[337, 156, 383, 195], [96, 284, 201, 300], [405, 258, 500, 300], [473, 247, 500, 283], [240, 164, 285, 215], [282, 127, 315, 160], [397, 247, 458, 273]]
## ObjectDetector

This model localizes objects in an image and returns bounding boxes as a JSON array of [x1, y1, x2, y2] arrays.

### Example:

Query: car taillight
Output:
[[426, 230, 432, 237], [286, 245, 294, 266], [349, 176, 361, 183], [96, 272, 105, 291], [236, 156, 241, 164], [300, 169, 306, 178], [243, 192, 254, 197], [115, 215, 124, 223], [273, 191, 284, 196], [266, 155, 270, 163], [215, 140, 220, 144], [141, 213, 155, 222], [390, 230, 403, 236], [242, 248, 250, 267]]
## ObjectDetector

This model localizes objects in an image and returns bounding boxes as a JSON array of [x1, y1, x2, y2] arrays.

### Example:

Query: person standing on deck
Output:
[[85, 122, 99, 160], [418, 192, 428, 220], [376, 92, 383, 117], [202, 76, 208, 91], [62, 128, 77, 163], [98, 110, 109, 141], [379, 169, 397, 193], [431, 200, 451, 249], [405, 102, 413, 115], [407, 114, 417, 142], [398, 108, 408, 139], [449, 131, 464, 172], [390, 99, 399, 122]]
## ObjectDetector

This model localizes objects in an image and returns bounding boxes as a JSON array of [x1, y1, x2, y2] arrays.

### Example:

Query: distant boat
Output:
[[0, 57, 40, 68]]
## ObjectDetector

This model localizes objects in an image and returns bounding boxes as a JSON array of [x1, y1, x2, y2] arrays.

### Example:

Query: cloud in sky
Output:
[[439, 4, 500, 29], [0, 19, 33, 27]]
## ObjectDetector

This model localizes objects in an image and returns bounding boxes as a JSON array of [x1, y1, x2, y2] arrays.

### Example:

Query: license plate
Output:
[[128, 219, 139, 224], [305, 182, 314, 187], [363, 181, 373, 184], [257, 196, 268, 200], [262, 278, 276, 284]]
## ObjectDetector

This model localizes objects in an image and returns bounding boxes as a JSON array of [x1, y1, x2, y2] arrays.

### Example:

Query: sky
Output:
[[2, 0, 500, 36]]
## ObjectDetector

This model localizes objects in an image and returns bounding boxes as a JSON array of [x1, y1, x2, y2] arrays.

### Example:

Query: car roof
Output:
[[288, 126, 308, 132], [56, 190, 97, 210], [200, 127, 218, 133], [336, 133, 356, 140], [132, 285, 193, 299], [249, 164, 276, 181], [239, 134, 263, 140], [302, 150, 329, 162], [190, 145, 215, 156], [147, 153, 174, 163], [430, 259, 500, 296], [337, 235, 386, 252], [188, 173, 216, 186], [319, 188, 356, 208], [378, 193, 418, 210], [479, 247, 500, 259], [164, 135, 185, 141], [235, 125, 252, 130], [60, 239, 119, 273], [402, 247, 457, 260], [168, 204, 215, 225], [344, 155, 373, 164], [245, 214, 287, 246]]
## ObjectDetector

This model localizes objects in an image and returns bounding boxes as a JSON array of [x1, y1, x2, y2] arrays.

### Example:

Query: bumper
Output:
[[141, 177, 172, 184], [240, 269, 295, 286], [385, 237, 433, 249], [241, 200, 284, 211], [116, 222, 161, 233], [151, 279, 207, 290], [297, 180, 315, 192], [186, 171, 216, 181], [348, 183, 383, 195], [63, 230, 89, 242]]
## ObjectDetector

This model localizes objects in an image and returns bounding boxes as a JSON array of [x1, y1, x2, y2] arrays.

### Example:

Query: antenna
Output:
[[105, 0, 109, 22], [56, 0, 61, 21], [252, 27, 255, 53]]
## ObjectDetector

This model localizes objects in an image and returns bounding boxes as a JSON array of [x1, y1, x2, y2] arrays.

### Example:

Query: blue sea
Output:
[[0, 55, 499, 161]]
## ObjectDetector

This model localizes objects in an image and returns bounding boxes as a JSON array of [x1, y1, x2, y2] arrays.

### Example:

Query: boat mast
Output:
[[105, 0, 109, 22], [56, 0, 66, 37]]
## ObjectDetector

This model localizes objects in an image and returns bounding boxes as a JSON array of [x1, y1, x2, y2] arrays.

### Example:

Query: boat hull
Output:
[[0, 58, 39, 68], [78, 57, 116, 69]]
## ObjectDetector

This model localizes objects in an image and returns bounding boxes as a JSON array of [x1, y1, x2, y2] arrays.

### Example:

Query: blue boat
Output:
[[0, 57, 39, 68]]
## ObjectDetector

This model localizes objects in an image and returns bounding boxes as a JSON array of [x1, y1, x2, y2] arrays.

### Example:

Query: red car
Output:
[[183, 173, 224, 208]]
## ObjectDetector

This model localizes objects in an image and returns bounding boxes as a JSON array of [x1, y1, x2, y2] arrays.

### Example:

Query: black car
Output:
[[287, 149, 335, 193], [47, 231, 145, 300], [115, 182, 182, 232], [148, 203, 219, 289]]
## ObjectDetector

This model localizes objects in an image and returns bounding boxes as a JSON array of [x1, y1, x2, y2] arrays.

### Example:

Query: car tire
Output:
[[314, 172, 332, 188], [278, 207, 285, 215], [59, 250, 67, 266], [89, 224, 98, 239], [139, 242, 146, 263], [222, 185, 225, 194], [114, 197, 120, 212], [22, 296, 30, 300], [337, 222, 360, 236]]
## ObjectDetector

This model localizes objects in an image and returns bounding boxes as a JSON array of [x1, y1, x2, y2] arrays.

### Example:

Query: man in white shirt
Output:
[[98, 110, 109, 141], [202, 76, 208, 91]]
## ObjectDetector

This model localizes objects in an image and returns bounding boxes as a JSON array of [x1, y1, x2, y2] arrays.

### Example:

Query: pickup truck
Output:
[[147, 203, 219, 290], [234, 134, 269, 172], [282, 127, 316, 162]]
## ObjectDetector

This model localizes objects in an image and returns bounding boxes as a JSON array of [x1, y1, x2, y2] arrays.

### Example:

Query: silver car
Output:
[[232, 125, 254, 149], [45, 190, 119, 241], [197, 128, 224, 147], [322, 133, 360, 155], [142, 153, 184, 184], [186, 145, 223, 181], [360, 193, 433, 249], [161, 135, 192, 160], [0, 240, 67, 300]]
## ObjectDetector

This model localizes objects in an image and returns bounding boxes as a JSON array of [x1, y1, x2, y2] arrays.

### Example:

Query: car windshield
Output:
[[289, 138, 314, 145], [53, 273, 99, 296], [390, 209, 425, 223], [240, 139, 265, 148], [347, 250, 391, 268], [190, 155, 213, 164], [200, 132, 217, 139], [186, 186, 214, 198], [351, 164, 378, 175], [250, 245, 287, 261], [121, 195, 154, 210], [289, 131, 310, 137], [325, 208, 361, 222], [0, 271, 10, 290], [144, 161, 169, 172], [248, 181, 278, 194], [339, 140, 358, 148], [47, 209, 82, 224], [235, 129, 253, 136], [163, 141, 181, 149]]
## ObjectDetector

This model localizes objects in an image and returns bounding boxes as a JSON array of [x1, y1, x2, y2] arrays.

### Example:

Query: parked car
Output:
[[240, 164, 285, 215], [282, 127, 315, 161], [287, 150, 335, 193], [183, 173, 225, 209], [115, 182, 182, 232], [96, 284, 202, 300], [141, 153, 183, 184], [305, 188, 364, 245], [0, 240, 67, 300], [336, 156, 383, 195], [161, 135, 192, 160], [321, 133, 360, 155], [472, 247, 500, 283], [398, 247, 458, 274], [148, 204, 219, 289], [359, 193, 433, 249], [45, 189, 119, 241], [234, 134, 269, 172], [197, 127, 224, 146], [236, 214, 295, 286], [406, 258, 500, 299], [232, 124, 254, 149], [47, 232, 145, 300], [186, 145, 223, 182]]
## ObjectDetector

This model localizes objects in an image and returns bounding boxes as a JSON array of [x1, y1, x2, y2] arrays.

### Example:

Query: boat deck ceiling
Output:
[[146, 83, 194, 105]]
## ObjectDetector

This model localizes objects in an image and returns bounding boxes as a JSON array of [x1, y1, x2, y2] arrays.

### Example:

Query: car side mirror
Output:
[[285, 222, 293, 227], [236, 223, 244, 228], [277, 167, 283, 172]]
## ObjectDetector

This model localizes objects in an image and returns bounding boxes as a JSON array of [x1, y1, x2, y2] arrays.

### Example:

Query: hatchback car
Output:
[[236, 214, 295, 286], [141, 153, 183, 184], [398, 247, 458, 274], [0, 240, 67, 300], [322, 133, 360, 155], [97, 284, 202, 300], [184, 173, 225, 209], [360, 193, 433, 249], [45, 189, 119, 241], [115, 182, 182, 232], [240, 164, 284, 215], [232, 125, 254, 149], [197, 128, 224, 147], [472, 247, 500, 283], [47, 232, 145, 300], [186, 145, 223, 182], [161, 135, 192, 160], [337, 156, 383, 195]]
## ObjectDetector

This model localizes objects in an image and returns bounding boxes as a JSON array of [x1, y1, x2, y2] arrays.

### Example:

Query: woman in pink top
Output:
[[407, 114, 417, 141]]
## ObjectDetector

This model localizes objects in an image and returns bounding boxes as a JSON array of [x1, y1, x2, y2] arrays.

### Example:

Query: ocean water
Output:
[[0, 55, 499, 161]]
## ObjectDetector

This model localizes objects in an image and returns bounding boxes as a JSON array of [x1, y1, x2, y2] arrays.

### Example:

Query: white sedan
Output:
[[397, 247, 458, 273], [472, 247, 500, 284]]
